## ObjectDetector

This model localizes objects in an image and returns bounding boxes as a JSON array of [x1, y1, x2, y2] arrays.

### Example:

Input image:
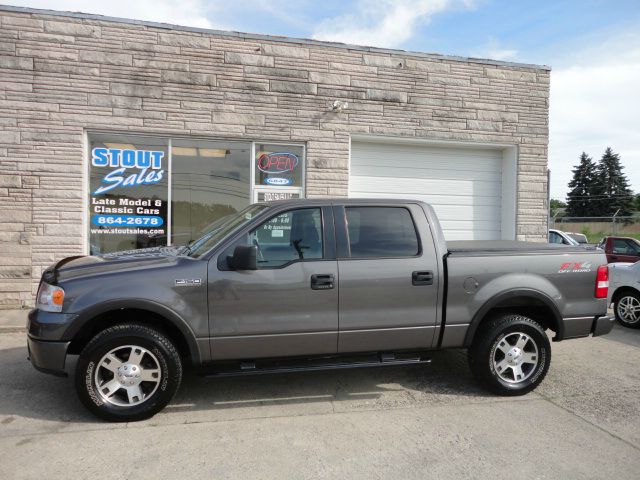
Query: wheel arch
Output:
[[65, 300, 203, 366], [464, 289, 564, 347], [611, 285, 640, 304]]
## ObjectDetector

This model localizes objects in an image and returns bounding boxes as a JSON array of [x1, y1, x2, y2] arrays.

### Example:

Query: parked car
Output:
[[28, 199, 613, 421], [567, 232, 588, 245], [597, 236, 640, 263], [608, 261, 640, 328], [549, 229, 580, 246]]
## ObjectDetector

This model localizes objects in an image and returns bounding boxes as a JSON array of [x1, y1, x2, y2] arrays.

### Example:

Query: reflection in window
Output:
[[171, 139, 251, 246], [346, 207, 419, 258], [249, 208, 323, 268]]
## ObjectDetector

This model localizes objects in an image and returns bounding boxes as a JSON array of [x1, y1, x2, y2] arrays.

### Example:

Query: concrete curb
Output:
[[0, 326, 26, 334]]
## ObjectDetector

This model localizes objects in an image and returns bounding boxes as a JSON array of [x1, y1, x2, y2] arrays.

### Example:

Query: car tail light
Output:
[[595, 265, 609, 298]]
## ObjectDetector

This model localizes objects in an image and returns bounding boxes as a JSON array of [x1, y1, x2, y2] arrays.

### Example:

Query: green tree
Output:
[[550, 198, 567, 217], [594, 147, 634, 217], [566, 152, 598, 217]]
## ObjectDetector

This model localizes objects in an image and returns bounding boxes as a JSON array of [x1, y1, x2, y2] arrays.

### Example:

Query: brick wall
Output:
[[0, 7, 550, 308]]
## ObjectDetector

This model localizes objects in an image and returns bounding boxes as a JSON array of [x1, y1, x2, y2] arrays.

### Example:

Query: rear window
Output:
[[345, 207, 420, 258]]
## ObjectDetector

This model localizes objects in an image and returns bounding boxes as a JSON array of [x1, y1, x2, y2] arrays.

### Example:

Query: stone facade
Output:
[[0, 6, 550, 309]]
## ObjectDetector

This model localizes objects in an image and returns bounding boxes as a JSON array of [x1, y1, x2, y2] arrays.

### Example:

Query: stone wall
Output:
[[0, 6, 550, 308]]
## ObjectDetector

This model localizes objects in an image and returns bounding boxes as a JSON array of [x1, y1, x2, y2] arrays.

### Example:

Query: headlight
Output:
[[36, 282, 65, 312]]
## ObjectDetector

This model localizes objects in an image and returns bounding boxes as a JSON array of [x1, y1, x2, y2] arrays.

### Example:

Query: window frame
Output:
[[85, 130, 308, 255], [216, 205, 336, 271], [334, 205, 423, 260]]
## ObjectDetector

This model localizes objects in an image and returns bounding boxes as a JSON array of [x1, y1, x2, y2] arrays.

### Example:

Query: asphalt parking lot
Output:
[[1, 325, 639, 480]]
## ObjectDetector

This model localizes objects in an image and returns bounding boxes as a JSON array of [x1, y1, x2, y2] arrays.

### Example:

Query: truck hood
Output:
[[44, 246, 186, 283]]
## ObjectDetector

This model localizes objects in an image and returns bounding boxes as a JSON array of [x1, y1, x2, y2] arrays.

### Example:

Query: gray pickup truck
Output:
[[28, 199, 614, 421]]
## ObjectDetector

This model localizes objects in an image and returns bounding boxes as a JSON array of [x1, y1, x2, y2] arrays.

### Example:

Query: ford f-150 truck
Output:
[[27, 199, 614, 421]]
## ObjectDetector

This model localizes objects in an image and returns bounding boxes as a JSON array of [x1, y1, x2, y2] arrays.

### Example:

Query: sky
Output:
[[5, 0, 640, 200]]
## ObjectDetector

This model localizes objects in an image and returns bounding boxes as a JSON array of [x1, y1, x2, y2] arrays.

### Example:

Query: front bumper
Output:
[[27, 308, 76, 376], [591, 315, 615, 337], [27, 336, 70, 376]]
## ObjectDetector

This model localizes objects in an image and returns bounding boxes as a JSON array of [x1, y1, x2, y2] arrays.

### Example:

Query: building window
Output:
[[87, 133, 305, 254], [171, 139, 251, 246], [253, 143, 305, 202], [88, 134, 169, 255]]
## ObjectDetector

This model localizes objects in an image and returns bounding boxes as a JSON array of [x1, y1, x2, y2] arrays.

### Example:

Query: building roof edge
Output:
[[0, 4, 552, 71]]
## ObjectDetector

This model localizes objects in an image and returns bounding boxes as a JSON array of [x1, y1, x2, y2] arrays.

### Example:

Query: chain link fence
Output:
[[550, 215, 640, 243]]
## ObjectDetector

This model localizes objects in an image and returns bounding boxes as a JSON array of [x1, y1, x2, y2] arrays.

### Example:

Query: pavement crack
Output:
[[537, 391, 640, 452]]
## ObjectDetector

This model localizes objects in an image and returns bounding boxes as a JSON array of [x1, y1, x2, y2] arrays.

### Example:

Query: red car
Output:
[[598, 236, 640, 263]]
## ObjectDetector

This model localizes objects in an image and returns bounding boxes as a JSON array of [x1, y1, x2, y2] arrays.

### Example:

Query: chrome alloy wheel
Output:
[[617, 296, 640, 325], [94, 345, 161, 407], [492, 332, 539, 383]]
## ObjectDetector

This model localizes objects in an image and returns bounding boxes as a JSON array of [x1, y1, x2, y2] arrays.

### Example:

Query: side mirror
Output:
[[228, 245, 258, 270]]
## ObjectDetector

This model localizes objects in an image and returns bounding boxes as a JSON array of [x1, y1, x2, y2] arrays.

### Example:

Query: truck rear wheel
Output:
[[468, 314, 550, 396], [75, 323, 182, 422]]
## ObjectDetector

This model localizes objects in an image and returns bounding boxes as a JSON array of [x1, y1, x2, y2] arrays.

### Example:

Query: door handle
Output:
[[311, 274, 334, 290], [412, 270, 433, 286]]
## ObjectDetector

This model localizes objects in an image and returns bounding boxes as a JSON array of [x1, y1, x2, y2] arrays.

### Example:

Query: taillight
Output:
[[595, 265, 609, 298]]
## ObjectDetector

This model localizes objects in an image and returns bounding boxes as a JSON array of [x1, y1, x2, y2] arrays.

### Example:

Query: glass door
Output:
[[252, 142, 305, 203]]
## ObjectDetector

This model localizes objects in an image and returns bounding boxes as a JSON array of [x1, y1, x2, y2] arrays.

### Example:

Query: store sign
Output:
[[264, 177, 292, 186], [91, 148, 165, 195], [89, 143, 168, 248], [257, 191, 301, 202], [257, 152, 299, 174]]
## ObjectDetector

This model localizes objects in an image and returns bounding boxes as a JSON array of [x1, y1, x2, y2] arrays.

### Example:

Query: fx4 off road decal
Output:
[[558, 262, 592, 273]]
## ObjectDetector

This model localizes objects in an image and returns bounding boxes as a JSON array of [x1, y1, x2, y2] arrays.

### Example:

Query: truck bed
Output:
[[447, 240, 601, 257]]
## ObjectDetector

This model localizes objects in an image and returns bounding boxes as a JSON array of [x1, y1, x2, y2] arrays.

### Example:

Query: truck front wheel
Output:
[[75, 323, 182, 422], [468, 314, 550, 396]]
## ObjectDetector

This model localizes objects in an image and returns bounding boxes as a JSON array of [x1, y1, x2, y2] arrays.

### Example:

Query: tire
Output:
[[75, 323, 182, 422], [613, 291, 640, 329], [468, 314, 551, 396]]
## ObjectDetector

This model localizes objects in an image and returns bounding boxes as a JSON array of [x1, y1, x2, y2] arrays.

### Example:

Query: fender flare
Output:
[[463, 288, 564, 346], [64, 299, 203, 365]]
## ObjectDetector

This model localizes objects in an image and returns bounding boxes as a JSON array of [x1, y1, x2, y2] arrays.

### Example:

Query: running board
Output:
[[201, 353, 432, 378]]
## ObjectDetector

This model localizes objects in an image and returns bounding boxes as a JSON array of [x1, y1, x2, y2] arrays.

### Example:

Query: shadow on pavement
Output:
[[599, 322, 640, 348], [0, 342, 488, 422]]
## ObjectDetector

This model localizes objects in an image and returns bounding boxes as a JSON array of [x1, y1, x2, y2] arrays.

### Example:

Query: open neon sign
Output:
[[257, 152, 299, 173]]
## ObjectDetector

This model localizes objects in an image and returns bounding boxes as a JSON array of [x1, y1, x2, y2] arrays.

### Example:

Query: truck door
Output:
[[334, 203, 440, 352], [208, 206, 339, 360]]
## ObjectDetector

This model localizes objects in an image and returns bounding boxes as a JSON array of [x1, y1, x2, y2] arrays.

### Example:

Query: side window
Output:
[[549, 232, 563, 244], [345, 207, 419, 258], [613, 239, 628, 254], [625, 240, 640, 255], [249, 208, 323, 268]]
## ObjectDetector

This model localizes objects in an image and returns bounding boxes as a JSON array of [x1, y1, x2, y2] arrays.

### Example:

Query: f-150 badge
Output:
[[175, 278, 202, 287]]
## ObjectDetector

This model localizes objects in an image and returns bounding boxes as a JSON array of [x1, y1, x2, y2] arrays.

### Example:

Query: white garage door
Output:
[[349, 141, 505, 240]]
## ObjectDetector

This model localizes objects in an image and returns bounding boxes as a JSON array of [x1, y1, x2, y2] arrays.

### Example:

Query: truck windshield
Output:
[[185, 204, 269, 258]]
